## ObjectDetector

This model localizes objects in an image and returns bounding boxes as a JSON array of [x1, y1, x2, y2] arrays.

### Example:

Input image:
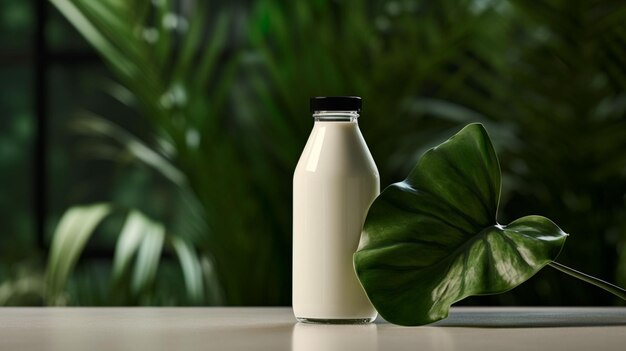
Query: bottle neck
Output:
[[312, 111, 359, 122]]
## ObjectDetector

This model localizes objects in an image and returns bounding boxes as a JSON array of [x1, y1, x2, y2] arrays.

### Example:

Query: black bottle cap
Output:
[[310, 96, 362, 113]]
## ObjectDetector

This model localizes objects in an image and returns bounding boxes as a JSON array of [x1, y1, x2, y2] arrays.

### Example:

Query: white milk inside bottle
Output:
[[292, 96, 379, 323]]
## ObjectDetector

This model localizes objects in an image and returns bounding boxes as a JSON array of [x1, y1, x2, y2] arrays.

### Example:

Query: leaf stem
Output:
[[549, 261, 626, 300]]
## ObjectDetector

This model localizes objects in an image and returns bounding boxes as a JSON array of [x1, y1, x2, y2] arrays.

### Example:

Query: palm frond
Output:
[[46, 203, 112, 304]]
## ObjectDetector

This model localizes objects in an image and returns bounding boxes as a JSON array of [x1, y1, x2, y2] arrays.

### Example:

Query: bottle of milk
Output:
[[293, 96, 379, 323]]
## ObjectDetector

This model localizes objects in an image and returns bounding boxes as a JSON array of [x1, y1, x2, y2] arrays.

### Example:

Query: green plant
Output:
[[247, 0, 512, 179], [46, 0, 234, 305], [493, 0, 626, 305], [355, 123, 626, 326]]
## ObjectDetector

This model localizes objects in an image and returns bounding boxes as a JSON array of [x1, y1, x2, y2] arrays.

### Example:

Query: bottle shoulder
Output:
[[294, 122, 378, 176]]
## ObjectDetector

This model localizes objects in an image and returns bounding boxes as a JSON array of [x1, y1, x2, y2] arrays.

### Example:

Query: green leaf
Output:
[[131, 218, 165, 295], [49, 0, 136, 80], [171, 237, 204, 303], [354, 124, 568, 326], [46, 204, 112, 304], [200, 255, 224, 305], [73, 113, 188, 187], [112, 210, 150, 282]]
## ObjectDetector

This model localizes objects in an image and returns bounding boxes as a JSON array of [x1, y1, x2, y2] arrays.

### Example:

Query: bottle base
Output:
[[296, 317, 376, 324]]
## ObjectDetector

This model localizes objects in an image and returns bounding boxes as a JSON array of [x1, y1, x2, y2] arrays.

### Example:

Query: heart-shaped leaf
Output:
[[354, 123, 568, 326]]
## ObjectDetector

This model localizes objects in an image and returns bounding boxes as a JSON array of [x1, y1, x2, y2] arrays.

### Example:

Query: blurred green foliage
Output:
[[1, 0, 625, 306]]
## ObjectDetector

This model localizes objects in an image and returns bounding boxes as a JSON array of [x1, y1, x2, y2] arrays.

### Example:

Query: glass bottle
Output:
[[292, 96, 379, 323]]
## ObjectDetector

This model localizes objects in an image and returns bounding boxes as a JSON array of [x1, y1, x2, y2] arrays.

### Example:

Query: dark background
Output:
[[1, 0, 625, 306]]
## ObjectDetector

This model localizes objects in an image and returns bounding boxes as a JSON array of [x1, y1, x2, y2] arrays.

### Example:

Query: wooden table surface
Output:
[[1, 307, 625, 350]]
